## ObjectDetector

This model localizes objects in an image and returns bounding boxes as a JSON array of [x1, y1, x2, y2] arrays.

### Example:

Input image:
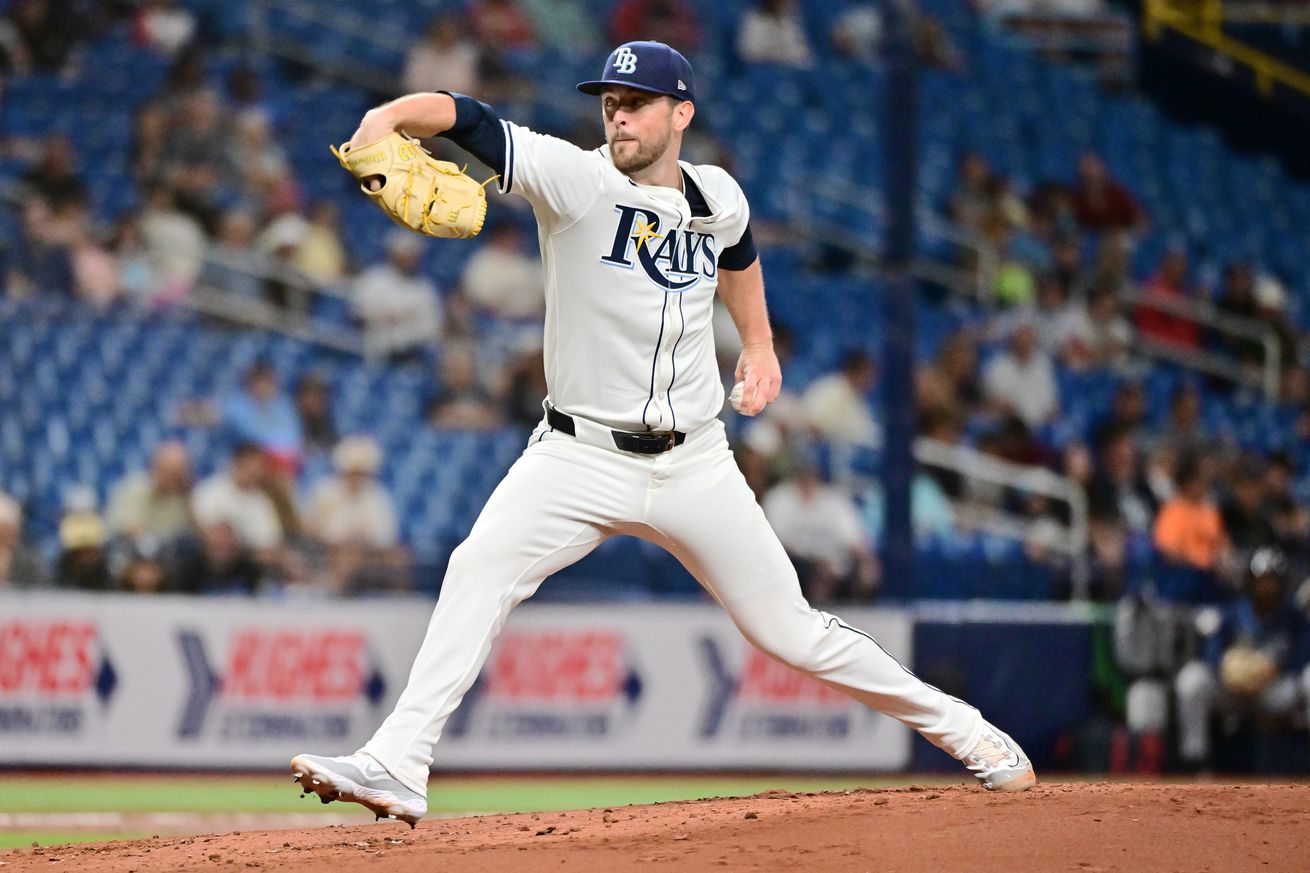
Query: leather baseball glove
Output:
[[330, 131, 492, 239], [1219, 645, 1277, 696]]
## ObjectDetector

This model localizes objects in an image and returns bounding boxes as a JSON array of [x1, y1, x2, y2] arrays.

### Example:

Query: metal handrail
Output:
[[827, 438, 1092, 598], [1145, 0, 1310, 98], [1121, 286, 1281, 400], [786, 178, 997, 299], [914, 437, 1091, 598], [183, 245, 367, 355]]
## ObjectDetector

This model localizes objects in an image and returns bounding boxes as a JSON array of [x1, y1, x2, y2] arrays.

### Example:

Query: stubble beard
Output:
[[609, 131, 669, 175]]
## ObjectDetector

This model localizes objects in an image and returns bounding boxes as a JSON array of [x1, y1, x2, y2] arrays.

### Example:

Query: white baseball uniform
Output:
[[360, 113, 984, 794]]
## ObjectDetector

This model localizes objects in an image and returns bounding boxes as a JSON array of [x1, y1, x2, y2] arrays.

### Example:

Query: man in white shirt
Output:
[[305, 436, 409, 593], [292, 40, 1034, 826], [191, 442, 283, 553], [801, 349, 882, 447], [351, 231, 443, 359], [763, 465, 878, 602], [459, 220, 545, 321], [982, 321, 1060, 429], [737, 0, 814, 67]]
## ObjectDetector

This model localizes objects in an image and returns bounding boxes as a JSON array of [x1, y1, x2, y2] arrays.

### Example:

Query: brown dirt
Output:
[[3, 783, 1308, 872]]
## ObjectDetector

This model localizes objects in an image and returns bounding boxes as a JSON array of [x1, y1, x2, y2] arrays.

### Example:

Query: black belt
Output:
[[546, 405, 686, 455]]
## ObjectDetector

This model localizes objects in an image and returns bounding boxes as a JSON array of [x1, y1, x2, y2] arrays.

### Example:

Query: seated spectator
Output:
[[171, 520, 264, 595], [1008, 206, 1059, 275], [231, 112, 290, 200], [192, 442, 284, 556], [203, 208, 271, 300], [295, 373, 339, 461], [0, 0, 78, 74], [138, 184, 206, 303], [931, 330, 983, 413], [994, 273, 1095, 369], [1252, 272, 1300, 372], [1265, 461, 1310, 576], [1215, 262, 1260, 364], [1085, 281, 1134, 371], [352, 232, 443, 360], [981, 321, 1060, 430], [117, 551, 169, 594], [428, 345, 503, 431], [1135, 246, 1200, 350], [221, 361, 303, 466], [161, 89, 230, 190], [69, 226, 121, 307], [504, 349, 549, 428], [1153, 456, 1228, 573], [54, 489, 110, 591], [610, 0, 701, 51], [1221, 456, 1277, 554], [1150, 382, 1212, 462], [1174, 549, 1310, 767], [131, 104, 171, 186], [522, 0, 600, 54], [305, 437, 411, 594], [403, 14, 481, 95], [294, 201, 348, 286], [112, 215, 159, 302], [1091, 381, 1147, 450], [832, 3, 883, 61], [984, 218, 1037, 307], [0, 492, 45, 588], [947, 152, 994, 233], [469, 0, 537, 53], [1070, 152, 1146, 234], [106, 440, 195, 553], [7, 199, 73, 298], [737, 392, 811, 498], [257, 209, 314, 311], [22, 135, 86, 209], [1089, 425, 1156, 534], [801, 350, 881, 446], [763, 464, 879, 602], [863, 473, 955, 543], [737, 0, 813, 67], [132, 0, 196, 57], [460, 221, 545, 322]]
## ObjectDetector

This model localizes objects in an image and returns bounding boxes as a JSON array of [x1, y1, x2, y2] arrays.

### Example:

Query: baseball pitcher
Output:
[[293, 41, 1035, 826]]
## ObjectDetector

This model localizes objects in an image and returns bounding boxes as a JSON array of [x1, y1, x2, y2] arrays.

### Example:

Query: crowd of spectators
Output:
[[3, 0, 1310, 619], [1, 357, 414, 596]]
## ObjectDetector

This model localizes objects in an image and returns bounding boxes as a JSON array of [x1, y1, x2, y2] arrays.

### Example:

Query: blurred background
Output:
[[3, 0, 1310, 842]]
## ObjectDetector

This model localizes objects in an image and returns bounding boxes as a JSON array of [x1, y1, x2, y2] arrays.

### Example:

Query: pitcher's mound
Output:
[[6, 783, 1309, 872]]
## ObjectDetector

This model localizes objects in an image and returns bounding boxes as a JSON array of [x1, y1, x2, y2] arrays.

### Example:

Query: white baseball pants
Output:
[[362, 418, 984, 794]]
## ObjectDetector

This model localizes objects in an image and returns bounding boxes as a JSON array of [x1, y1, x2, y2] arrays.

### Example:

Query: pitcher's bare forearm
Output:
[[718, 259, 772, 351], [350, 93, 459, 146]]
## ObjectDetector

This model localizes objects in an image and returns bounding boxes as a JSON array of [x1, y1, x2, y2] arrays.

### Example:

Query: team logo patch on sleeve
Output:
[[601, 205, 717, 290]]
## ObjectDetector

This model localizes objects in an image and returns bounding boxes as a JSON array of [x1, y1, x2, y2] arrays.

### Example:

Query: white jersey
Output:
[[498, 121, 751, 433]]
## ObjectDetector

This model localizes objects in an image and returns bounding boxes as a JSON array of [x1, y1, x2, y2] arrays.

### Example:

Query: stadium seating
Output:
[[2, 0, 1308, 599]]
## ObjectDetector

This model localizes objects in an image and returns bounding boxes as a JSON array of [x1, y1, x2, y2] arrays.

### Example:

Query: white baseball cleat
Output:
[[961, 721, 1037, 792], [290, 752, 427, 828]]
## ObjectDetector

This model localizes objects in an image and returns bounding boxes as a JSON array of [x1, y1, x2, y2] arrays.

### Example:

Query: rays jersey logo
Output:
[[601, 205, 717, 290]]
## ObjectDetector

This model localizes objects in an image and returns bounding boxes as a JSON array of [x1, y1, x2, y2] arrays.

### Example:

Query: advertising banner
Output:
[[0, 594, 912, 771]]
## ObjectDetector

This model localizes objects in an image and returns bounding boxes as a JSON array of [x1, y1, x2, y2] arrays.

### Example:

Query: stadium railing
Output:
[[829, 436, 1092, 598], [1120, 285, 1282, 400], [1144, 0, 1310, 98]]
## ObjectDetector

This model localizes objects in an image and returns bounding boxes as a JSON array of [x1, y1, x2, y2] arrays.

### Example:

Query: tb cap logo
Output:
[[612, 46, 638, 74]]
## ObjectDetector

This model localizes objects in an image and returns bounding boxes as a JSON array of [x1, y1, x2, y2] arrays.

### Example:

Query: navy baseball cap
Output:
[[576, 41, 696, 103]]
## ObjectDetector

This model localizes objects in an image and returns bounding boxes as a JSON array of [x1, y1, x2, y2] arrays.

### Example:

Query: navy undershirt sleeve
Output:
[[718, 224, 759, 271], [437, 92, 506, 175]]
